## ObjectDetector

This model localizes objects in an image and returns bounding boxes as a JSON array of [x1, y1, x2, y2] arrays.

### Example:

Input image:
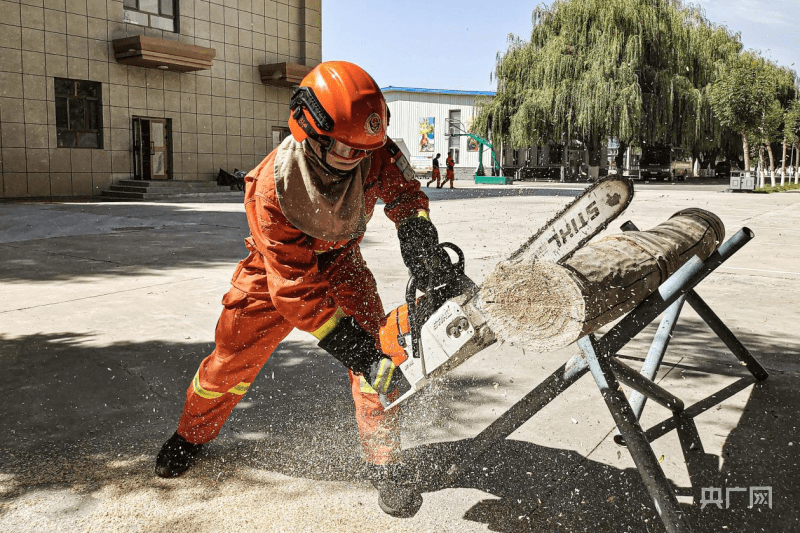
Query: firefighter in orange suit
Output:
[[425, 153, 441, 187], [155, 62, 443, 518], [441, 152, 455, 188]]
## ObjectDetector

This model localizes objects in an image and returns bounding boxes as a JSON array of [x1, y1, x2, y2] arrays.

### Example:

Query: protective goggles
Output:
[[321, 137, 372, 162]]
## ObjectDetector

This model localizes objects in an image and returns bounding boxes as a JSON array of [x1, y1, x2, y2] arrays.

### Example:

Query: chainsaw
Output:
[[379, 176, 635, 410]]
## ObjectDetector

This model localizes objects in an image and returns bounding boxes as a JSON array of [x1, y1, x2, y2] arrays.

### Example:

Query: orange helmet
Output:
[[288, 61, 388, 152]]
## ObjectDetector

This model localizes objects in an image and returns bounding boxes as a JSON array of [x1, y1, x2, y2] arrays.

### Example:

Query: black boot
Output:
[[369, 463, 423, 518], [155, 432, 204, 478]]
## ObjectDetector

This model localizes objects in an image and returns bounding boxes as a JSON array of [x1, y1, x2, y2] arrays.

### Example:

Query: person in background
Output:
[[426, 153, 441, 188], [440, 152, 455, 188]]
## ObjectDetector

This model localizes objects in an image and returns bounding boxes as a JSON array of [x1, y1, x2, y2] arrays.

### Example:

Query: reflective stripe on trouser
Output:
[[175, 244, 401, 465]]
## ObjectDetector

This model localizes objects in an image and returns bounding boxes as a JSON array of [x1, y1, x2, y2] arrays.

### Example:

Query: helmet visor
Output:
[[328, 139, 371, 161], [320, 137, 372, 171]]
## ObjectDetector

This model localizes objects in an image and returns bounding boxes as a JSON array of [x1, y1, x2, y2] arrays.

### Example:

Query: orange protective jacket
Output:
[[230, 140, 429, 334]]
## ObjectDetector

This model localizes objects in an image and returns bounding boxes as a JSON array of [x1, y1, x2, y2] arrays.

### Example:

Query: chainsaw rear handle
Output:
[[436, 242, 466, 278], [404, 242, 464, 299]]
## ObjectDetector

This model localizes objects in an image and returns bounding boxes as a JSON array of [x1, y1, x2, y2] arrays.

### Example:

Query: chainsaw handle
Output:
[[437, 242, 465, 276], [404, 242, 465, 303]]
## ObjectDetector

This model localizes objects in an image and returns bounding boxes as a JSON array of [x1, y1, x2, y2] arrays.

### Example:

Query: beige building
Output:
[[0, 0, 321, 199]]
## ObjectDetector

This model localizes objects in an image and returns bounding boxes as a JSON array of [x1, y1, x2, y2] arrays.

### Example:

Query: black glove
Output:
[[317, 315, 384, 376], [398, 216, 440, 287], [317, 315, 405, 401]]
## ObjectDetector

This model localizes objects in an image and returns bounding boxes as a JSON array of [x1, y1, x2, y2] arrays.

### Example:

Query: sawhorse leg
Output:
[[614, 295, 686, 445], [579, 333, 692, 533]]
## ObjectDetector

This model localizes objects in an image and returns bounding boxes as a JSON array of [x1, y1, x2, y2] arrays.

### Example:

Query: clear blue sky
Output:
[[322, 0, 800, 92]]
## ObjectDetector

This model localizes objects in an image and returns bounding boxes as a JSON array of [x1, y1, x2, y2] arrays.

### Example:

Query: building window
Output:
[[448, 109, 461, 153], [123, 0, 177, 32], [271, 126, 291, 152], [449, 147, 460, 164], [55, 78, 103, 149]]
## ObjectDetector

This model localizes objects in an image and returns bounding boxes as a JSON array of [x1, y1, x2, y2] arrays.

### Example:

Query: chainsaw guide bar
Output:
[[507, 176, 635, 265]]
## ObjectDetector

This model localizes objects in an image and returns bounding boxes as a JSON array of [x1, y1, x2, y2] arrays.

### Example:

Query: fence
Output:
[[753, 167, 799, 188]]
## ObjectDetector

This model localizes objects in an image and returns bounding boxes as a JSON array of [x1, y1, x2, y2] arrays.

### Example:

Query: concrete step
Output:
[[100, 178, 243, 201], [108, 184, 233, 194], [100, 189, 243, 201], [115, 179, 226, 189]]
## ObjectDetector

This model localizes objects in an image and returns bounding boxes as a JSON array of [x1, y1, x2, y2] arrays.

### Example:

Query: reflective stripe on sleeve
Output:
[[396, 210, 430, 229], [310, 307, 346, 340]]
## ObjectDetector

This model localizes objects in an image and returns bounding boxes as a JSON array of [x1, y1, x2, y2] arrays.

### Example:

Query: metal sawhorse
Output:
[[441, 224, 768, 533]]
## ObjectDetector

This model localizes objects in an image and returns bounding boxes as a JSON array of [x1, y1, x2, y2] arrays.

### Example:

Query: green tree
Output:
[[475, 0, 741, 174], [752, 64, 797, 185], [755, 98, 783, 185], [774, 70, 800, 184], [784, 99, 800, 182], [708, 52, 777, 174]]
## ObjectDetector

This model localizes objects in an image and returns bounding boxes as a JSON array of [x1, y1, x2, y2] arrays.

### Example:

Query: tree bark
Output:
[[615, 141, 627, 173], [766, 141, 775, 186], [742, 131, 751, 177], [796, 142, 800, 184], [586, 135, 602, 180], [476, 209, 724, 353], [781, 138, 788, 186]]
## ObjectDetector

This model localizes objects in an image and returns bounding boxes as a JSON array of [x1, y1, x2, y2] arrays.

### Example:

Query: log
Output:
[[475, 208, 725, 352]]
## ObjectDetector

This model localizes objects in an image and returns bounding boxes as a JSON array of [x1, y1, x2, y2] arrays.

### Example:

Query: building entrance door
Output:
[[133, 117, 171, 180]]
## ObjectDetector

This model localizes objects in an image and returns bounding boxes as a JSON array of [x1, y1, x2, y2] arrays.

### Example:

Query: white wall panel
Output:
[[384, 89, 494, 172]]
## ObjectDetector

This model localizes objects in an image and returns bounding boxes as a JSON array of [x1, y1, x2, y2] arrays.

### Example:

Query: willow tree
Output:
[[685, 7, 746, 166], [474, 0, 741, 173]]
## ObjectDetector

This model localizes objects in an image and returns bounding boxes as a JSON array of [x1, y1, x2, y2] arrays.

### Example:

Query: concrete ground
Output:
[[1, 178, 798, 532]]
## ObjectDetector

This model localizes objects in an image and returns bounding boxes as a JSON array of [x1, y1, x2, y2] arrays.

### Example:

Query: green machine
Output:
[[447, 126, 511, 185]]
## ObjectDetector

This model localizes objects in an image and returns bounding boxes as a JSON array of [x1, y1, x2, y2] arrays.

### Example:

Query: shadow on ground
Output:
[[1, 313, 797, 532], [0, 202, 390, 283]]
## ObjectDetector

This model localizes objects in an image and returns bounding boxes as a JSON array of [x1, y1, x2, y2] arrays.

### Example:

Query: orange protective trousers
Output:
[[176, 244, 400, 465], [442, 168, 455, 188], [426, 167, 441, 188]]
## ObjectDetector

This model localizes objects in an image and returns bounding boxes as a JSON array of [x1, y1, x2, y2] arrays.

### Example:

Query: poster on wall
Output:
[[466, 117, 479, 151], [418, 117, 434, 152]]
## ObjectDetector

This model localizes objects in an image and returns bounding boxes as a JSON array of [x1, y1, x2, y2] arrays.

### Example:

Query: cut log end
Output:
[[476, 259, 585, 353]]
